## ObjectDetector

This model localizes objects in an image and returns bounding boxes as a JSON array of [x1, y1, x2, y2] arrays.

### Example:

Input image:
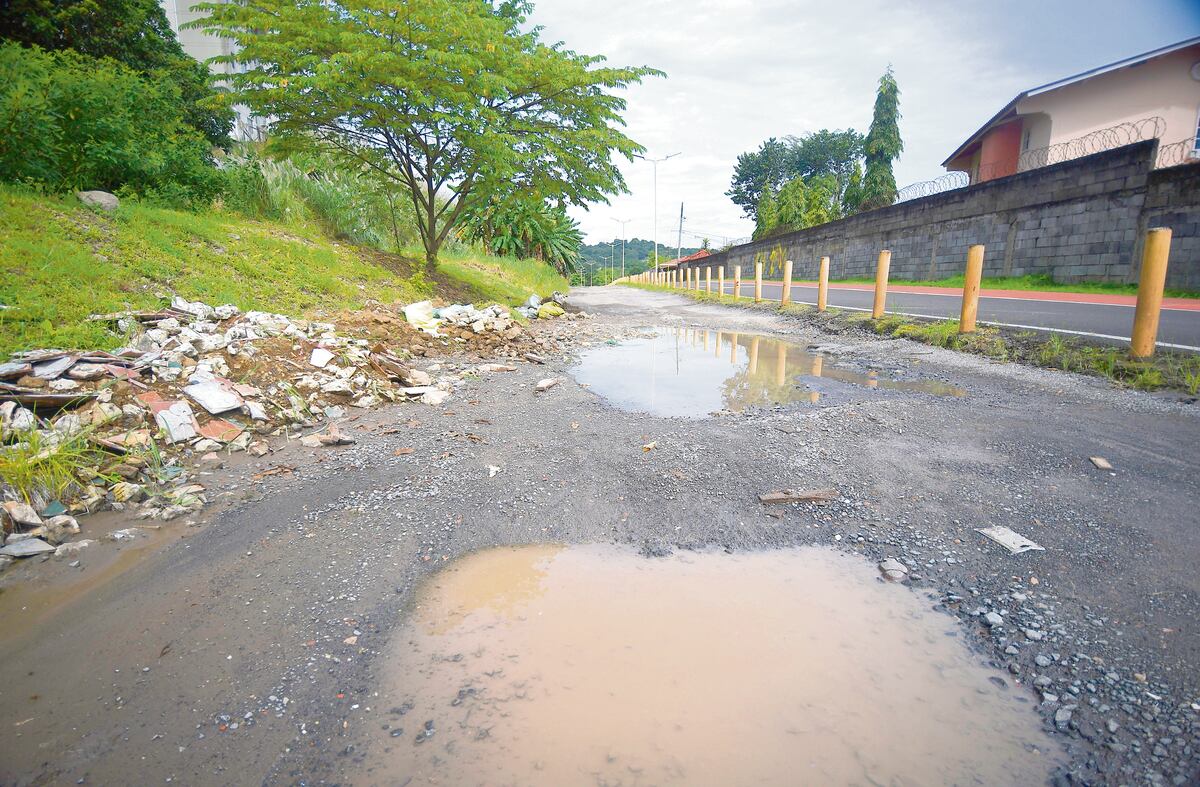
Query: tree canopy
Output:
[[191, 0, 660, 268], [0, 0, 233, 146], [860, 67, 903, 211], [727, 129, 863, 219]]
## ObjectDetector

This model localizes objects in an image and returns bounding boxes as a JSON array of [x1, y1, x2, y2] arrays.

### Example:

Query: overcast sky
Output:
[[528, 0, 1200, 249]]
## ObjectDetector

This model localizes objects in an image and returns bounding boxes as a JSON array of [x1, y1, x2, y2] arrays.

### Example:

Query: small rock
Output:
[[535, 378, 559, 392], [878, 558, 908, 582], [55, 539, 95, 558], [110, 482, 145, 503], [42, 515, 80, 545], [984, 611, 1004, 627], [0, 538, 56, 558], [75, 190, 119, 211], [2, 500, 43, 528]]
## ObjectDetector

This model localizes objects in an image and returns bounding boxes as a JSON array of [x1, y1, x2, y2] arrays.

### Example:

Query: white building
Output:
[[160, 0, 266, 140]]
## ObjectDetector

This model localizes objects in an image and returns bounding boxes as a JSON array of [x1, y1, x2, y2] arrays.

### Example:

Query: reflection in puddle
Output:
[[365, 545, 1060, 786], [570, 327, 963, 417]]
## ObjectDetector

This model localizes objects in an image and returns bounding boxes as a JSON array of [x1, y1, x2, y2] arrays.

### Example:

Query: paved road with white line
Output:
[[714, 282, 1200, 350]]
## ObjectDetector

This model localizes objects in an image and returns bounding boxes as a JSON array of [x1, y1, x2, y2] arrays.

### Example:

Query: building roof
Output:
[[666, 249, 711, 267], [942, 36, 1200, 167]]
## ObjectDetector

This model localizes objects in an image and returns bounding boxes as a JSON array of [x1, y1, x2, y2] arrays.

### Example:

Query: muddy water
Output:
[[570, 327, 963, 417], [363, 545, 1060, 786]]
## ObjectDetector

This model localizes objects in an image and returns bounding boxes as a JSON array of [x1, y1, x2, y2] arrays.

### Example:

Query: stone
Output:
[[42, 515, 80, 545], [55, 539, 95, 558], [248, 441, 269, 457], [535, 378, 560, 392], [75, 190, 119, 211], [193, 438, 222, 453], [984, 611, 1004, 627], [0, 538, 56, 557], [404, 369, 433, 386], [1024, 628, 1045, 641], [420, 390, 450, 406], [1054, 707, 1073, 730], [110, 482, 145, 503], [1035, 654, 1053, 667], [2, 501, 43, 528]]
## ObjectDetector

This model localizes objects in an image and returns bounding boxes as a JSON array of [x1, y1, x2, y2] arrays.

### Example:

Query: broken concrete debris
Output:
[[976, 525, 1045, 555], [1, 292, 583, 570]]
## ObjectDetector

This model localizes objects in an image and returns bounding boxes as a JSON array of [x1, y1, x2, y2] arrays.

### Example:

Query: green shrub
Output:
[[0, 42, 220, 207]]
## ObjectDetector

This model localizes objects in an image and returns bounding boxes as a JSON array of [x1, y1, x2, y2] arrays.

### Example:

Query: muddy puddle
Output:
[[570, 327, 963, 417], [364, 545, 1060, 786]]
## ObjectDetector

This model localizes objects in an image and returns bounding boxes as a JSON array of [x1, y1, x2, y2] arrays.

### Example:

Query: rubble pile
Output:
[[1, 293, 580, 563]]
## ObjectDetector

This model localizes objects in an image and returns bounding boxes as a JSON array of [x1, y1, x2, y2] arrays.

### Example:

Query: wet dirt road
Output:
[[0, 286, 1197, 786]]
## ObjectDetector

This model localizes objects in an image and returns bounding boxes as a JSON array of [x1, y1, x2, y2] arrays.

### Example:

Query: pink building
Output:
[[944, 37, 1200, 183]]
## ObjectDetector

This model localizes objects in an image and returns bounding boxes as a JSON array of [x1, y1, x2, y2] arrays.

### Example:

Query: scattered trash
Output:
[[309, 348, 335, 368], [1089, 456, 1113, 470], [976, 526, 1045, 555], [758, 488, 838, 505]]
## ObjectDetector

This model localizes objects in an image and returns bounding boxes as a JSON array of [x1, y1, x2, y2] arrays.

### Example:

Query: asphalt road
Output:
[[718, 282, 1200, 350]]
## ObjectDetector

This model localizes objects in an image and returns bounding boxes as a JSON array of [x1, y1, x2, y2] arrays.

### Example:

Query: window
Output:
[[1194, 107, 1200, 154], [1022, 128, 1032, 152]]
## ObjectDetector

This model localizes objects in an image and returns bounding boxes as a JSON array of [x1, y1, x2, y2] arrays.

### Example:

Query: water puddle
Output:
[[364, 545, 1060, 786], [570, 327, 963, 417]]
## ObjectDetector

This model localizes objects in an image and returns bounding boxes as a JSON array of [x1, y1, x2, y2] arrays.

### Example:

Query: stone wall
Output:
[[682, 140, 1200, 290]]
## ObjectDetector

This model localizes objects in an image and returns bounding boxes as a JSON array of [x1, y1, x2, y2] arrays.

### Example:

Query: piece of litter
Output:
[[487, 465, 500, 478], [1089, 456, 1113, 470], [641, 441, 657, 452], [758, 488, 838, 505], [976, 526, 1045, 555], [309, 348, 335, 368], [183, 380, 244, 414]]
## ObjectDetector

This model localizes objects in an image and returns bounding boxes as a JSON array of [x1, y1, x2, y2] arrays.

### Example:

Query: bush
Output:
[[0, 42, 221, 207]]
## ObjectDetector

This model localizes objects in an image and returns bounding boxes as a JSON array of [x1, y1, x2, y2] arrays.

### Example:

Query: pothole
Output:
[[569, 327, 964, 417], [364, 544, 1061, 785]]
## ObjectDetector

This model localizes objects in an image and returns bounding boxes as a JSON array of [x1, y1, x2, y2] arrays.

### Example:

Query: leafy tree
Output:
[[842, 160, 864, 215], [753, 188, 779, 240], [0, 0, 233, 147], [460, 191, 583, 273], [860, 67, 903, 211], [727, 130, 863, 219], [0, 42, 220, 204], [775, 174, 841, 232], [192, 0, 659, 270]]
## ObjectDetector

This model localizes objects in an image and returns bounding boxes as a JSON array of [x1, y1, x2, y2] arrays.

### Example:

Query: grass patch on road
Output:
[[0, 185, 565, 356], [622, 282, 1200, 395]]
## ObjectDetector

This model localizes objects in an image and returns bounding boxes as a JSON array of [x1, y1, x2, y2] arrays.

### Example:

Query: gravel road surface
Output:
[[0, 286, 1196, 786]]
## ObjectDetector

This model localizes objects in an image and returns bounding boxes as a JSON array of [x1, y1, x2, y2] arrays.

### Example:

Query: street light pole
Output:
[[610, 217, 631, 280], [635, 152, 680, 271]]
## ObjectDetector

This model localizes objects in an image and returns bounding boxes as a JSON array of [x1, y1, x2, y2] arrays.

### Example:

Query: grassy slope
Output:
[[0, 187, 566, 355]]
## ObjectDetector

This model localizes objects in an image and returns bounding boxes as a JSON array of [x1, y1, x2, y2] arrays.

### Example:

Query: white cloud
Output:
[[529, 0, 1196, 245]]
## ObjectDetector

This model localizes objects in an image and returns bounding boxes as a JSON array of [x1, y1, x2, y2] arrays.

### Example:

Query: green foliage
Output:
[[727, 130, 864, 219], [0, 42, 221, 206], [753, 189, 779, 239], [842, 161, 864, 215], [459, 191, 583, 274], [860, 67, 903, 211], [0, 426, 105, 504], [0, 0, 233, 146], [191, 0, 660, 268], [775, 174, 841, 232]]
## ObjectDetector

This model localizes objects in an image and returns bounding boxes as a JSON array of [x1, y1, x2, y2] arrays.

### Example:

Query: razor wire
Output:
[[895, 116, 1173, 204], [1155, 137, 1200, 169]]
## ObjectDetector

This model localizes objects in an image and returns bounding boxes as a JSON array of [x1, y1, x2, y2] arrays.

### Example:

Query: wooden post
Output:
[[781, 259, 794, 305], [775, 341, 787, 386], [1131, 228, 1172, 359], [705, 267, 712, 293], [749, 336, 760, 374], [817, 256, 830, 312], [754, 261, 764, 303], [718, 266, 724, 298], [872, 250, 892, 318], [730, 332, 738, 363], [959, 245, 986, 333], [733, 265, 742, 299]]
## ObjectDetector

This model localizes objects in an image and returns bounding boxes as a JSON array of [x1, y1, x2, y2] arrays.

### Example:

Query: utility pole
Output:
[[635, 152, 680, 271], [610, 217, 630, 279], [677, 202, 684, 266]]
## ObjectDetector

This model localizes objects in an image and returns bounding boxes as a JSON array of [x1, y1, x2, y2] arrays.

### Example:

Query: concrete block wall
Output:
[[684, 140, 1199, 291]]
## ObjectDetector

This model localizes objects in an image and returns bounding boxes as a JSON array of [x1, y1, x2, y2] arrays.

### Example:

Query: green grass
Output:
[[821, 273, 1199, 299], [0, 427, 109, 505], [0, 185, 565, 355]]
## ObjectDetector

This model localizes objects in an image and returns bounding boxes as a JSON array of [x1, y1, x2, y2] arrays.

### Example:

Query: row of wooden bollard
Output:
[[626, 227, 1172, 358]]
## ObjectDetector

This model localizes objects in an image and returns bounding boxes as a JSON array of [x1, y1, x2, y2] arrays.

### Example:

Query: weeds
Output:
[[0, 428, 103, 505]]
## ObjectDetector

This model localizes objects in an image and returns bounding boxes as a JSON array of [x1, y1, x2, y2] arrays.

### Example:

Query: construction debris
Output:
[[758, 488, 839, 505], [1089, 456, 1113, 470], [976, 525, 1045, 555], [0, 292, 585, 569]]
